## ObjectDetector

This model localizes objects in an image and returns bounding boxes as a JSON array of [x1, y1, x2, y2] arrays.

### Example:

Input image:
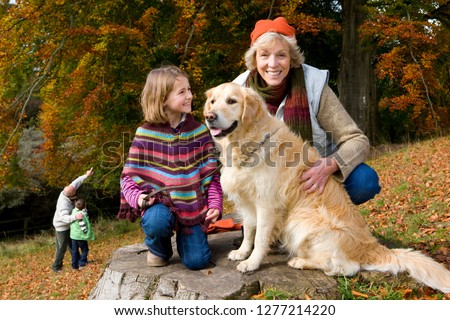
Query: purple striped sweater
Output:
[[118, 114, 223, 227]]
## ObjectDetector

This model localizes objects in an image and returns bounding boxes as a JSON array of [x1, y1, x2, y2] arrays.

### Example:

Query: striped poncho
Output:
[[118, 114, 222, 228]]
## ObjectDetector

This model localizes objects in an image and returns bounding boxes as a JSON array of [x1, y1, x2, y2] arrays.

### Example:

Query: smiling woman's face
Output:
[[255, 39, 291, 86]]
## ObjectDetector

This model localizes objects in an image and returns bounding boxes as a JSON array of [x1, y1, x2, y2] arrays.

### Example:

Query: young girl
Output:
[[119, 65, 222, 270]]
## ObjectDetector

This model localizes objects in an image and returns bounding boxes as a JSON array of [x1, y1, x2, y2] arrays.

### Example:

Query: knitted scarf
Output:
[[246, 66, 312, 141], [118, 114, 218, 229]]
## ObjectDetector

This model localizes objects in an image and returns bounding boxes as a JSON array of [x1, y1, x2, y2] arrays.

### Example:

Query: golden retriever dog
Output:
[[203, 82, 450, 293]]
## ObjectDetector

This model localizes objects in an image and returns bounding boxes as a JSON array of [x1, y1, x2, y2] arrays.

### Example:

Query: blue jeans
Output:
[[71, 240, 89, 269], [141, 203, 212, 270], [343, 163, 381, 205]]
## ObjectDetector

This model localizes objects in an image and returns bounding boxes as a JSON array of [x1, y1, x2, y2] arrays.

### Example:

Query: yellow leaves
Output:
[[98, 24, 140, 39], [251, 292, 266, 300], [351, 290, 369, 299], [281, 0, 306, 18], [38, 82, 108, 186], [363, 15, 436, 49], [175, 0, 196, 20], [377, 47, 406, 80], [420, 227, 437, 235], [93, 41, 108, 53], [194, 11, 207, 29], [136, 7, 159, 36], [184, 59, 204, 87], [38, 102, 59, 138], [420, 52, 438, 70], [398, 288, 413, 297], [401, 64, 421, 85]]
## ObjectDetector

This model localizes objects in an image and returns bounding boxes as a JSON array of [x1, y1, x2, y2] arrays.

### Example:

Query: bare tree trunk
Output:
[[338, 0, 377, 143]]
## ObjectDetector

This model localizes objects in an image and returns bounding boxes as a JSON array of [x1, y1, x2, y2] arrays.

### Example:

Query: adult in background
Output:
[[233, 17, 380, 204], [51, 167, 94, 272]]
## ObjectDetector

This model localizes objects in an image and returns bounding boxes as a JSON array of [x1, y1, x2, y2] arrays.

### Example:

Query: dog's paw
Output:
[[236, 259, 259, 273], [287, 257, 306, 269], [228, 249, 249, 261]]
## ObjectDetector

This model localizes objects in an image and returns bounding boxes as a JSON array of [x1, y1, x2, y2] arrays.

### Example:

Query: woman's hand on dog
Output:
[[301, 157, 338, 194]]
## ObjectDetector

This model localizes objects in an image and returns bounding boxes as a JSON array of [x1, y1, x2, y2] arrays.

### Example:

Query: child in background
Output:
[[119, 65, 223, 270], [70, 199, 95, 270], [51, 168, 93, 272]]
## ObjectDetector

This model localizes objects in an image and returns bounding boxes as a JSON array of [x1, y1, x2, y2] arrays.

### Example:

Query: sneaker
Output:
[[147, 251, 168, 267]]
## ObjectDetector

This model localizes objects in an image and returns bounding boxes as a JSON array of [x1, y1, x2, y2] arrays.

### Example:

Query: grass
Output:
[[337, 276, 406, 300], [0, 136, 449, 300]]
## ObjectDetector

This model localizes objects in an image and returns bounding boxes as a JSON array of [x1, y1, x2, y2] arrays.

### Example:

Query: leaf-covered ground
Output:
[[362, 136, 450, 270], [0, 136, 449, 300], [0, 222, 143, 300]]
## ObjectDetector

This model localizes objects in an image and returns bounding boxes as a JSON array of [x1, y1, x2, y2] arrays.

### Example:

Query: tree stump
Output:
[[89, 231, 340, 300]]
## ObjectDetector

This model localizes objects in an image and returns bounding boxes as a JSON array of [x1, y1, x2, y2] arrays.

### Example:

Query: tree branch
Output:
[[267, 0, 276, 19], [0, 36, 68, 157], [406, 10, 441, 136], [182, 1, 208, 60]]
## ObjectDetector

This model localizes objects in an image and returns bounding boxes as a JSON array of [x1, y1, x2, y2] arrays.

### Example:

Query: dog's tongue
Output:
[[210, 128, 223, 137]]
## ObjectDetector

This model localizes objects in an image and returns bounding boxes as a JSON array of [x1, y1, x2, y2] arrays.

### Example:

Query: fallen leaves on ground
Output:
[[358, 136, 450, 299], [0, 227, 142, 300], [362, 136, 450, 270], [351, 290, 369, 299]]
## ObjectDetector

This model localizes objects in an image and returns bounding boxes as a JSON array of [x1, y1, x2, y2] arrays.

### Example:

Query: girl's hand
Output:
[[205, 208, 220, 223], [138, 193, 155, 209]]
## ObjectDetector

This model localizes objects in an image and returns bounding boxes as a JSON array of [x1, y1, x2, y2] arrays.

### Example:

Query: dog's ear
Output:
[[204, 88, 213, 115], [205, 87, 213, 100], [242, 87, 264, 126]]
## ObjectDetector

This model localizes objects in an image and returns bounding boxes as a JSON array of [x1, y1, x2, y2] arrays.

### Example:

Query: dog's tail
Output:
[[363, 246, 450, 293]]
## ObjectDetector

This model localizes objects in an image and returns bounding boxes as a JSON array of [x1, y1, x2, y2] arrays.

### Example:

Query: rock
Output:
[[89, 230, 340, 300]]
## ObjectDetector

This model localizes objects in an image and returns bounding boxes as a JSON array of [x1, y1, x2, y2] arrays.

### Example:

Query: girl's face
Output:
[[164, 76, 192, 119], [255, 39, 291, 87]]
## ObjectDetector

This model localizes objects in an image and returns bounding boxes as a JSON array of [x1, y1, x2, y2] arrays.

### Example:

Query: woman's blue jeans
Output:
[[344, 163, 381, 205], [141, 203, 212, 270]]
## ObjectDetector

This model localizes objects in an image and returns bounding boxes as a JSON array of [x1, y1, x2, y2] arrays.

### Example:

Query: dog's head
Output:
[[204, 83, 266, 139]]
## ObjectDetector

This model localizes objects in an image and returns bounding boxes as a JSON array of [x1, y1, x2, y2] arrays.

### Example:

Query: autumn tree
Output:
[[1, 0, 447, 215], [0, 0, 345, 199], [361, 0, 450, 141]]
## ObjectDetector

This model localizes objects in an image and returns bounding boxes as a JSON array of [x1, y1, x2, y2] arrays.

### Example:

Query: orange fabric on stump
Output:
[[250, 17, 296, 45], [206, 218, 242, 234]]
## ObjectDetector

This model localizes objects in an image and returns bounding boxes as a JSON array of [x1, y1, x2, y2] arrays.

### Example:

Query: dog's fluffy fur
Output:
[[204, 82, 450, 293]]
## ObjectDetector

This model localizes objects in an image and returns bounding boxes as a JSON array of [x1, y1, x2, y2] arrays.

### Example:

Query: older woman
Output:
[[233, 17, 380, 204]]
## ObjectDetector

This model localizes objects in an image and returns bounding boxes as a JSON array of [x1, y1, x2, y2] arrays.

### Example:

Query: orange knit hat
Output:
[[250, 17, 296, 45]]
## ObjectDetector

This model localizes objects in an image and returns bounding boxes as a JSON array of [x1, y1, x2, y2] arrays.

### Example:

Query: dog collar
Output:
[[240, 127, 280, 166]]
